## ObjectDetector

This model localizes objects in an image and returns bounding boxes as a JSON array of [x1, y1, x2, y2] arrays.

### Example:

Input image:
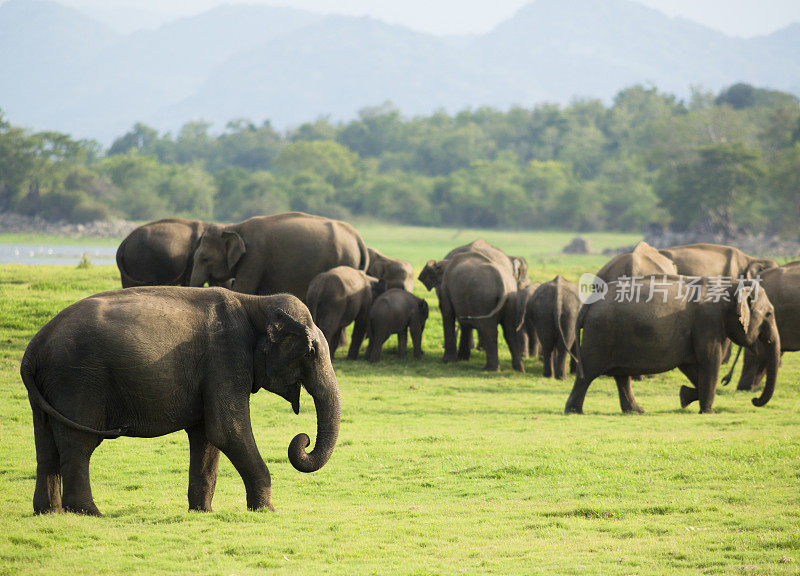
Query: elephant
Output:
[[189, 212, 369, 298], [516, 276, 580, 379], [116, 218, 209, 287], [366, 289, 429, 363], [439, 250, 525, 372], [306, 266, 386, 360], [735, 261, 800, 391], [419, 239, 529, 360], [367, 248, 414, 291], [595, 241, 677, 283], [20, 288, 340, 516], [658, 243, 777, 280], [658, 243, 779, 365], [564, 276, 780, 414]]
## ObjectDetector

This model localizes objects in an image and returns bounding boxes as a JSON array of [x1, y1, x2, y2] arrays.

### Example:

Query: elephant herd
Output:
[[20, 211, 799, 516]]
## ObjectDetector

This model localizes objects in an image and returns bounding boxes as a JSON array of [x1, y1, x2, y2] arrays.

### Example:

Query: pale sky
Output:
[[58, 0, 800, 38]]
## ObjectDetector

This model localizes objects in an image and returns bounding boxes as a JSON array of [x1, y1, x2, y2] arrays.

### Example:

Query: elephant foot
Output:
[[457, 352, 471, 361], [736, 381, 759, 392], [442, 354, 457, 364], [482, 364, 500, 372], [621, 405, 645, 414], [413, 351, 423, 359], [189, 504, 213, 513], [512, 361, 525, 373], [564, 405, 583, 415], [679, 385, 699, 408], [64, 502, 102, 516]]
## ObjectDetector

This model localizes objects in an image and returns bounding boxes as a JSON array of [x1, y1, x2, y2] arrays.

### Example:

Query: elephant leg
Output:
[[32, 407, 62, 514], [501, 313, 524, 373], [53, 424, 102, 516], [737, 347, 766, 392], [338, 327, 349, 349], [540, 339, 555, 378], [565, 371, 596, 414], [347, 314, 368, 360], [614, 375, 644, 413], [480, 324, 500, 372], [397, 329, 408, 359], [697, 362, 721, 414], [441, 301, 458, 363], [186, 424, 220, 512], [519, 329, 530, 359], [554, 343, 570, 381], [367, 330, 387, 363], [457, 323, 472, 360], [678, 363, 700, 408], [209, 413, 273, 511], [531, 331, 541, 359], [411, 322, 424, 359], [328, 327, 344, 361]]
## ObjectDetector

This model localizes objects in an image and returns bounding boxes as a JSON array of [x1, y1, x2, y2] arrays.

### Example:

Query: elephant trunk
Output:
[[188, 264, 206, 287], [288, 355, 341, 473], [752, 322, 780, 407]]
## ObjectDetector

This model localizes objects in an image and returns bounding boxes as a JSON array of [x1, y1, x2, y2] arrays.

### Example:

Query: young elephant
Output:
[[306, 266, 386, 360], [367, 247, 414, 291], [564, 276, 780, 414], [366, 289, 429, 362], [517, 276, 580, 379], [20, 288, 340, 516]]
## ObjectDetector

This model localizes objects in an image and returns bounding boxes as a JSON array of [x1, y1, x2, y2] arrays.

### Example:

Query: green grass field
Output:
[[1, 226, 799, 575]]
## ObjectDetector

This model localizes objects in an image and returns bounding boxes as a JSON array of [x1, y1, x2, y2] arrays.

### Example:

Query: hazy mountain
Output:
[[1, 0, 798, 143]]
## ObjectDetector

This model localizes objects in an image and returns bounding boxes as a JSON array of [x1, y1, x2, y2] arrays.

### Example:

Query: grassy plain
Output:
[[0, 226, 798, 575]]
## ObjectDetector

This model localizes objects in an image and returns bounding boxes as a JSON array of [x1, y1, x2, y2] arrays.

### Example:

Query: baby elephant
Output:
[[306, 266, 386, 360], [21, 287, 340, 516], [366, 289, 429, 362]]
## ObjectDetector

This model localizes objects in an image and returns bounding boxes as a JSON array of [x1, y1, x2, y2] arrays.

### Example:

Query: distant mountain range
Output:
[[1, 0, 798, 144]]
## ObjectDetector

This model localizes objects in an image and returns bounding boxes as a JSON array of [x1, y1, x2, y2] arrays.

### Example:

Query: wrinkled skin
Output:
[[306, 267, 386, 361], [517, 276, 580, 380], [367, 248, 414, 291], [117, 218, 210, 287], [565, 277, 780, 415], [596, 241, 677, 283], [190, 212, 369, 297], [419, 239, 529, 361], [658, 243, 777, 280], [366, 289, 429, 363], [21, 288, 340, 516], [440, 251, 524, 372], [737, 261, 800, 391]]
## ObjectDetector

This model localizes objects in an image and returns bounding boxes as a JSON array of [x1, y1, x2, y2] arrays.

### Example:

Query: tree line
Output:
[[1, 83, 798, 236]]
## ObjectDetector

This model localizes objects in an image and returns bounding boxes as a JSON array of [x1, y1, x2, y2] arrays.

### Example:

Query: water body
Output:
[[0, 244, 117, 265]]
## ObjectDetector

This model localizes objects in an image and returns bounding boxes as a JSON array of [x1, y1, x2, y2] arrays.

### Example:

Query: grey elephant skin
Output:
[[440, 248, 528, 372], [419, 239, 529, 361], [306, 266, 385, 360], [658, 243, 777, 279], [737, 261, 800, 391], [21, 288, 340, 516], [117, 218, 209, 287], [367, 247, 414, 291], [517, 276, 580, 379], [366, 288, 429, 363], [565, 277, 780, 414], [596, 241, 677, 282], [190, 212, 369, 297]]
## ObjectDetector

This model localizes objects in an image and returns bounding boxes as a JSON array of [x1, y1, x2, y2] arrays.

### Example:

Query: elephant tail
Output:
[[720, 345, 743, 386], [461, 292, 507, 321], [572, 301, 590, 381], [20, 352, 128, 439]]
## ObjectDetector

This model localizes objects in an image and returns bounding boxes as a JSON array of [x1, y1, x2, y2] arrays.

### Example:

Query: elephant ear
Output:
[[255, 310, 315, 414], [418, 260, 438, 290], [736, 288, 752, 334], [371, 277, 387, 298], [418, 298, 429, 319], [223, 231, 246, 271]]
